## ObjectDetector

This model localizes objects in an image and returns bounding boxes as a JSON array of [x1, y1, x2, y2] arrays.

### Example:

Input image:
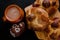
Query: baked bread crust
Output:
[[25, 6, 49, 31], [25, 0, 60, 40]]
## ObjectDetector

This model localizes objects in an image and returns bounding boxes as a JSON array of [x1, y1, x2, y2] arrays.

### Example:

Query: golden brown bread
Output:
[[25, 6, 49, 31], [25, 5, 50, 40], [25, 0, 60, 40]]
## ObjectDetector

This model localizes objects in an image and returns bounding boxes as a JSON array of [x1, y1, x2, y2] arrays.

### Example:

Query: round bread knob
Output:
[[51, 18, 60, 28], [42, 0, 50, 8], [3, 4, 24, 23]]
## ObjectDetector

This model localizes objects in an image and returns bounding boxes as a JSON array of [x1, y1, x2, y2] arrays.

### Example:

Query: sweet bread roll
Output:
[[25, 6, 49, 31], [25, 0, 60, 40], [25, 5, 51, 40]]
